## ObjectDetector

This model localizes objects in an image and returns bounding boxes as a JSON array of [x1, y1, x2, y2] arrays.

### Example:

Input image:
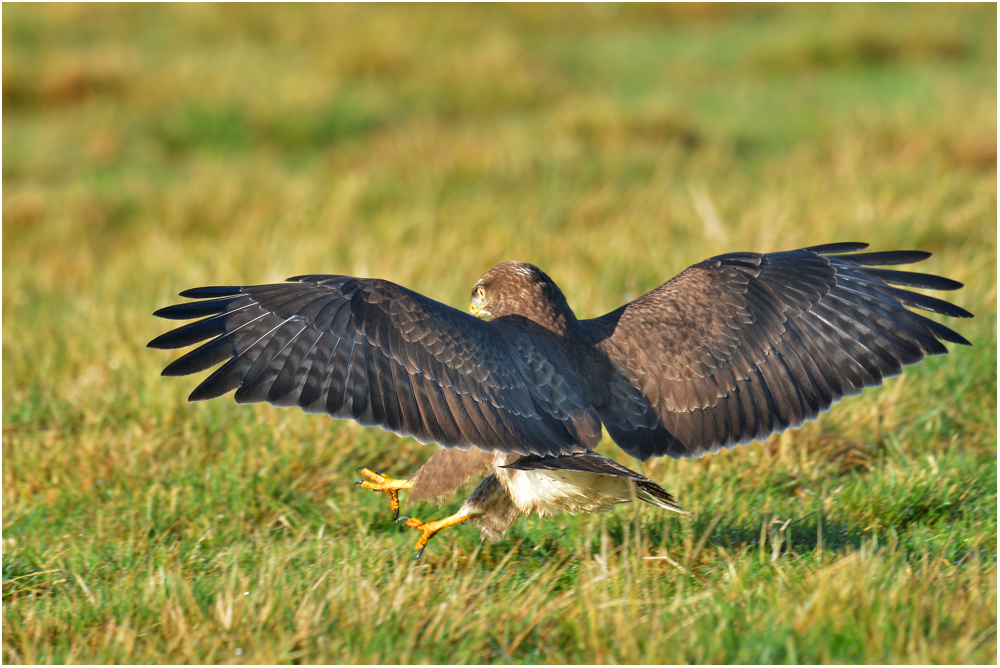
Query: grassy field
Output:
[[2, 4, 996, 663]]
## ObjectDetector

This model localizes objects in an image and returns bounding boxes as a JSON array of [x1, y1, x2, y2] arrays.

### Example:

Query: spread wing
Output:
[[589, 243, 973, 460], [149, 275, 601, 457]]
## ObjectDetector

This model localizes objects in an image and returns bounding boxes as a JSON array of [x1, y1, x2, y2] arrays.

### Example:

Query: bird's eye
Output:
[[476, 287, 485, 300]]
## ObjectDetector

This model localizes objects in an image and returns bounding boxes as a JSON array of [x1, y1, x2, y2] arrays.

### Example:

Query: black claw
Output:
[[354, 480, 363, 486], [375, 470, 384, 475], [393, 508, 400, 521], [415, 547, 425, 560], [397, 515, 411, 523], [357, 466, 366, 472]]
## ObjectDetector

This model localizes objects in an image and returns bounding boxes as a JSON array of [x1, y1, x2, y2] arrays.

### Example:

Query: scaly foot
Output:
[[397, 511, 475, 558], [355, 467, 414, 520]]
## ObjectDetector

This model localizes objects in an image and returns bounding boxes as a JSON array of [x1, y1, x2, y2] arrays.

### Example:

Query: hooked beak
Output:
[[470, 304, 492, 320]]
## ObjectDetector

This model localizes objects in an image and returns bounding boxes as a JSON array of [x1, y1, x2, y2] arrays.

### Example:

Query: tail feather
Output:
[[636, 480, 689, 514], [503, 451, 690, 514]]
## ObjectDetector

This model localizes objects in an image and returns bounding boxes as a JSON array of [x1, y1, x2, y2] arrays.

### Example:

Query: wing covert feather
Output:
[[588, 246, 971, 460], [150, 276, 601, 457]]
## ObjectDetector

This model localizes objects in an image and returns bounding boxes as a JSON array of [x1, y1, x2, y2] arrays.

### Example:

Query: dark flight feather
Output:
[[151, 277, 600, 458], [589, 246, 971, 460], [150, 244, 970, 474]]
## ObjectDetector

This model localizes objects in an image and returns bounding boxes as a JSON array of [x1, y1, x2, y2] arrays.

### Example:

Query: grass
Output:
[[2, 4, 996, 664]]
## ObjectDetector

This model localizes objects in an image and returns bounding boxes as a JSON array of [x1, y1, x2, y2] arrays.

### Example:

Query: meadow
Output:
[[2, 4, 996, 663]]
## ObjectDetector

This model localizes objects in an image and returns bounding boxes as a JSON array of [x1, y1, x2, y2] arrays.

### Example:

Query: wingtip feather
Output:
[[806, 242, 870, 254], [178, 286, 243, 299]]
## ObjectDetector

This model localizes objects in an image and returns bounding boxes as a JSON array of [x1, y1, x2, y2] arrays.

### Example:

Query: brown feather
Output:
[[151, 245, 971, 544], [407, 447, 493, 504]]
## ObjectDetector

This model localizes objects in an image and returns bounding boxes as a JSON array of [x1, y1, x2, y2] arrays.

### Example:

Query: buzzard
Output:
[[149, 243, 971, 556]]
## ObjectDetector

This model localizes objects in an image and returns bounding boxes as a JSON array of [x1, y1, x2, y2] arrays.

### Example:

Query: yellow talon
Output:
[[356, 467, 414, 519], [357, 467, 478, 557], [398, 511, 475, 558]]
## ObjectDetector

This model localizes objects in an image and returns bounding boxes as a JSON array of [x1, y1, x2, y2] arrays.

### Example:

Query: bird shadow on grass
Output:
[[567, 510, 871, 565], [463, 509, 866, 571], [641, 508, 990, 566], [669, 511, 866, 559]]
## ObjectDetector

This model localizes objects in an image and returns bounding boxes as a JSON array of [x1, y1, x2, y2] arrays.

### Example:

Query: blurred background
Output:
[[3, 4, 996, 663]]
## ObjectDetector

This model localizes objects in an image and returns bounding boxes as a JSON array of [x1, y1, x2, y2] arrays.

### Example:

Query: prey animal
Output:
[[149, 243, 971, 556]]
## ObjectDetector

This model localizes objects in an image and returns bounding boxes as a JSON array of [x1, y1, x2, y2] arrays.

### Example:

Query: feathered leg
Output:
[[399, 473, 519, 558]]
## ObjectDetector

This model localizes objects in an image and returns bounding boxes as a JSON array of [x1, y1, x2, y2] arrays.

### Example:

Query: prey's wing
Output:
[[589, 243, 972, 460], [149, 275, 601, 457]]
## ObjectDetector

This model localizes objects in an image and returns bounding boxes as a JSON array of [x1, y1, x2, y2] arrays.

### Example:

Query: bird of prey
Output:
[[149, 243, 972, 556]]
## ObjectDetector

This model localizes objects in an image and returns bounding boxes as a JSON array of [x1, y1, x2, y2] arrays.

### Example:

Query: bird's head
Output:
[[470, 261, 577, 334]]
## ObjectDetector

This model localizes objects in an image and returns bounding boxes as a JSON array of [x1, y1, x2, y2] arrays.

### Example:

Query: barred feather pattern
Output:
[[150, 243, 971, 469], [589, 244, 971, 460], [150, 277, 601, 458]]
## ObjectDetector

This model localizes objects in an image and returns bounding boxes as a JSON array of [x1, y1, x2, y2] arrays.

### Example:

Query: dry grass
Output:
[[3, 4, 996, 663]]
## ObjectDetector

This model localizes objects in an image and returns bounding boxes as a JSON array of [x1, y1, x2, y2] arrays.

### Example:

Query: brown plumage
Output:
[[149, 242, 972, 555], [407, 448, 493, 504]]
